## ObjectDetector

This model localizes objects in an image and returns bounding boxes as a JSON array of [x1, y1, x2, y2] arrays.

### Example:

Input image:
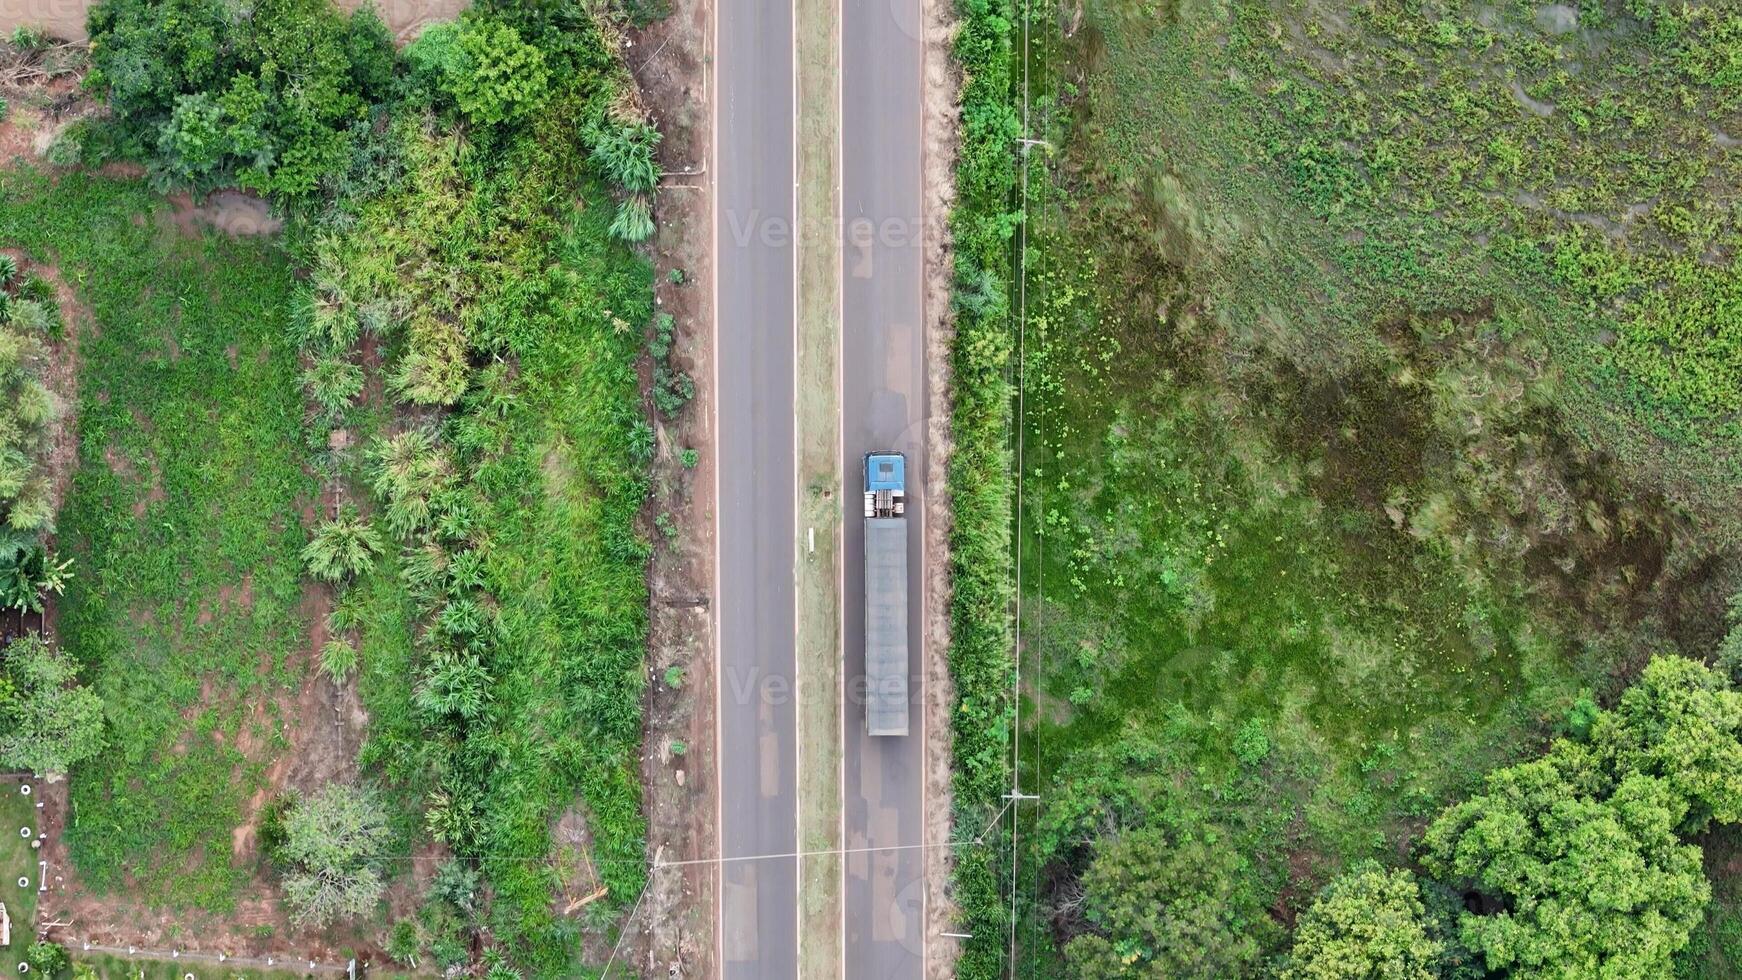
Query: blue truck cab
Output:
[[864, 451, 906, 498]]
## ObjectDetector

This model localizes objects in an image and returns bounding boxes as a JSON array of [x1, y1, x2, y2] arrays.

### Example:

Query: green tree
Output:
[[1064, 824, 1274, 978], [1284, 863, 1441, 980], [303, 508, 383, 582], [1593, 652, 1742, 830], [280, 783, 391, 928], [87, 0, 379, 197], [0, 633, 103, 778], [1420, 739, 1709, 978], [23, 940, 69, 976], [440, 18, 550, 127]]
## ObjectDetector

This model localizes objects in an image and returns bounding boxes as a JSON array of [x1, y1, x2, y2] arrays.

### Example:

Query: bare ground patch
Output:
[[164, 191, 285, 239], [919, 0, 962, 970], [625, 0, 718, 972]]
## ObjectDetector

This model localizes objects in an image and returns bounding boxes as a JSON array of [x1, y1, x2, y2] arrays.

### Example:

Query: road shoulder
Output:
[[629, 0, 719, 973], [920, 0, 964, 973]]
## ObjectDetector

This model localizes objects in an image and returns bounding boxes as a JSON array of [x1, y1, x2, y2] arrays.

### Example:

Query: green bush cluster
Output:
[[0, 632, 104, 779], [86, 0, 393, 197], [0, 256, 60, 535], [404, 19, 551, 128], [946, 0, 1021, 969], [278, 783, 391, 929], [1266, 656, 1742, 979]]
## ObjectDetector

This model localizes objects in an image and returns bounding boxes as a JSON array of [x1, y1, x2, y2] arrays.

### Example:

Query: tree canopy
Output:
[[87, 0, 391, 197], [1417, 656, 1742, 978], [0, 633, 104, 778], [280, 783, 391, 928], [1064, 824, 1275, 978], [1284, 863, 1441, 980]]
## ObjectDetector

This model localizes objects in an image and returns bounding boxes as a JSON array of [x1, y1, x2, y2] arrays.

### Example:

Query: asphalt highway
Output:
[[841, 0, 929, 971], [714, 0, 799, 971]]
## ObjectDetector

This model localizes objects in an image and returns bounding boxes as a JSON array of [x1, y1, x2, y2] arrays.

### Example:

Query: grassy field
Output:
[[0, 167, 312, 911], [71, 952, 331, 978], [1005, 0, 1742, 971], [0, 781, 40, 977], [1066, 0, 1742, 529]]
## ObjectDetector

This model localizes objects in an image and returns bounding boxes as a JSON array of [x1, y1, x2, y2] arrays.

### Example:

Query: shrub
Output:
[[588, 119, 661, 193], [303, 508, 384, 582], [439, 19, 551, 127], [279, 783, 391, 928], [23, 941, 69, 976], [610, 194, 656, 242], [8, 26, 47, 51], [0, 632, 104, 779], [0, 532, 71, 612], [301, 354, 365, 415], [320, 637, 359, 684], [256, 792, 295, 867], [1063, 824, 1276, 978], [385, 918, 422, 966], [1283, 863, 1441, 980]]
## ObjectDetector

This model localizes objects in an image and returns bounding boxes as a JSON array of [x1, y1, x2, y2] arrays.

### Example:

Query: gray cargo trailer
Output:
[[863, 452, 909, 736]]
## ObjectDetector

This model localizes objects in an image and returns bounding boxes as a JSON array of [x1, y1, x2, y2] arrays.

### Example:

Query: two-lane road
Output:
[[713, 0, 928, 970]]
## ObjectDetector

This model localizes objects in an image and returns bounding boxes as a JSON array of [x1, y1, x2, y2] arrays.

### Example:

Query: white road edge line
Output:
[[709, 0, 725, 965], [916, 0, 932, 967], [835, 0, 849, 970], [792, 0, 806, 959]]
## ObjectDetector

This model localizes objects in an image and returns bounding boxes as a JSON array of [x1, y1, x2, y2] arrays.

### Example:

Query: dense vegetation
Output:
[[947, 0, 1742, 975], [0, 254, 60, 534], [0, 634, 103, 778], [945, 0, 1021, 968], [7, 0, 663, 972]]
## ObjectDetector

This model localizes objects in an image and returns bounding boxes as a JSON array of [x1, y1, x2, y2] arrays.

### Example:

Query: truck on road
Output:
[[863, 451, 909, 737]]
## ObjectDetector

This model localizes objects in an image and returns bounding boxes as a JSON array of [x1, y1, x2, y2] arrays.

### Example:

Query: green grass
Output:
[[0, 167, 314, 911], [0, 780, 41, 977], [72, 951, 327, 978], [1068, 0, 1742, 527], [467, 188, 653, 959]]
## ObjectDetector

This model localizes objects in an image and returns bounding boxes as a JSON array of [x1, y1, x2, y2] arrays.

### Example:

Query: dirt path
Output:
[[627, 0, 718, 974], [918, 0, 962, 972]]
